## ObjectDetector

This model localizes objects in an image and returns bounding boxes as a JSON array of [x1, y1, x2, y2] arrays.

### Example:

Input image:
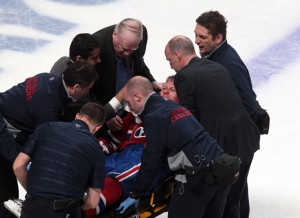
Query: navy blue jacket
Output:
[[22, 120, 105, 199], [207, 40, 260, 121], [131, 93, 223, 198], [0, 73, 70, 161], [0, 73, 69, 132]]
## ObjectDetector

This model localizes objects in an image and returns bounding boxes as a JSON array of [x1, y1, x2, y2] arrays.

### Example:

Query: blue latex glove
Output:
[[116, 197, 139, 214]]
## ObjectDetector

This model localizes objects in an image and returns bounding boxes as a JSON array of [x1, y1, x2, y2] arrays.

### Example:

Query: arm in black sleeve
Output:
[[130, 115, 168, 198], [174, 74, 198, 118], [103, 103, 116, 121]]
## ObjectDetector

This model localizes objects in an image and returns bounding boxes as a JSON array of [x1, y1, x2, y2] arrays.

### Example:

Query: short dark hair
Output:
[[196, 11, 227, 41], [62, 62, 99, 88], [80, 102, 106, 126], [69, 33, 100, 60]]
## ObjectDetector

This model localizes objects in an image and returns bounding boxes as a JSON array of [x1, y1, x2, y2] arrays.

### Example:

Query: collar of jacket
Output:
[[72, 119, 90, 131], [204, 39, 227, 59]]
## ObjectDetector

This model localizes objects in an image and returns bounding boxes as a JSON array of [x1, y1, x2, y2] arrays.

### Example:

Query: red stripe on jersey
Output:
[[116, 164, 141, 182]]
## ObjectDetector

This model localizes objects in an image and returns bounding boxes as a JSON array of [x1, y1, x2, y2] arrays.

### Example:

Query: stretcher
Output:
[[4, 175, 174, 218], [98, 175, 174, 218]]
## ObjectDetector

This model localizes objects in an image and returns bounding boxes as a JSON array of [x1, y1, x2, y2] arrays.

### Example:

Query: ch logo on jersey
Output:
[[133, 126, 146, 138]]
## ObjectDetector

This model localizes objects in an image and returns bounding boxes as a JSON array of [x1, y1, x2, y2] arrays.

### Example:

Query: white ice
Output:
[[1, 0, 300, 217]]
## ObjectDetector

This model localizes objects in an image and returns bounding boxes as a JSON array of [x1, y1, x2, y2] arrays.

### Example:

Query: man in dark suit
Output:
[[92, 18, 161, 132], [92, 18, 161, 106], [165, 35, 260, 218], [194, 11, 266, 217]]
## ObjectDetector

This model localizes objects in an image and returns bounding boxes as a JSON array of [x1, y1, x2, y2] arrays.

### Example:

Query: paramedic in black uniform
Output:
[[117, 76, 230, 218], [13, 102, 106, 218], [0, 62, 98, 218]]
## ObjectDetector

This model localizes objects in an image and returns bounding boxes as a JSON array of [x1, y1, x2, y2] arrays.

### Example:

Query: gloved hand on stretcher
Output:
[[116, 197, 139, 214]]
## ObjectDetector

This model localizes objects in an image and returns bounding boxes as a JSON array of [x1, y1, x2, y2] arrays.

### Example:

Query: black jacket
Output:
[[174, 57, 260, 159], [0, 73, 68, 132], [91, 25, 155, 104], [23, 120, 105, 199], [0, 73, 69, 160], [132, 93, 223, 198], [207, 40, 260, 121]]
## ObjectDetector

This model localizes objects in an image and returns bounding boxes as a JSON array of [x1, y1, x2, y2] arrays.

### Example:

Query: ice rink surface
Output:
[[1, 0, 300, 217]]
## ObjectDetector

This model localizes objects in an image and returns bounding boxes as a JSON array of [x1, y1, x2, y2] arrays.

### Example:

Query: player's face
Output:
[[194, 24, 219, 56], [160, 80, 179, 103], [86, 48, 101, 65]]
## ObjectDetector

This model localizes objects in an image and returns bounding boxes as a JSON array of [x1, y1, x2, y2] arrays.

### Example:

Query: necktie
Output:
[[116, 57, 128, 93]]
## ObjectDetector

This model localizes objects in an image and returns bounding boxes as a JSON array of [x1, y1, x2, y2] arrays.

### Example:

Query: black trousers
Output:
[[0, 114, 21, 218], [0, 156, 19, 218], [168, 181, 230, 218], [222, 154, 254, 218], [21, 195, 84, 218]]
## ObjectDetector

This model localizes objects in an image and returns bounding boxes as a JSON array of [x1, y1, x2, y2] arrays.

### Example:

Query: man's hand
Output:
[[152, 81, 163, 92], [106, 115, 123, 132], [116, 197, 139, 214]]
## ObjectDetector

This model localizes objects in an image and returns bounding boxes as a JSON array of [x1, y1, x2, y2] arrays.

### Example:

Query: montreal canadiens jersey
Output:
[[99, 112, 146, 154]]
